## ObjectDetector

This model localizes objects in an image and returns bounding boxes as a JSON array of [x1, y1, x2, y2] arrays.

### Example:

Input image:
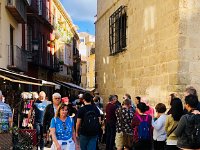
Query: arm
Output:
[[43, 105, 51, 134], [76, 118, 81, 137], [72, 127, 76, 143], [99, 117, 101, 125], [165, 116, 170, 134], [132, 115, 140, 128], [50, 128, 61, 150], [8, 107, 13, 128], [152, 115, 164, 131], [27, 107, 33, 121], [8, 116, 13, 128], [174, 116, 186, 137]]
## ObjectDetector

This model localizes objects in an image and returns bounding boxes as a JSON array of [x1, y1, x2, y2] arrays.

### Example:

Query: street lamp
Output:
[[32, 40, 39, 51]]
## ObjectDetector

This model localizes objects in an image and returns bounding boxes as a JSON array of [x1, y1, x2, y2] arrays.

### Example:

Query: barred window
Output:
[[109, 6, 127, 55]]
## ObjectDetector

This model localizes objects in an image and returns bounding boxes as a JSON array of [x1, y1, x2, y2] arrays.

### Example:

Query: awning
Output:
[[55, 80, 88, 91], [0, 68, 42, 86], [42, 80, 60, 87], [86, 87, 95, 91]]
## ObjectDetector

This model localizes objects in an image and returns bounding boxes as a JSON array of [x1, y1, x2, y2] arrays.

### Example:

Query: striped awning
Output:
[[0, 68, 42, 86], [55, 80, 88, 91]]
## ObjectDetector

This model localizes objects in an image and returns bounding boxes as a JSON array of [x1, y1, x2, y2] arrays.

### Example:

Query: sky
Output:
[[60, 0, 97, 35]]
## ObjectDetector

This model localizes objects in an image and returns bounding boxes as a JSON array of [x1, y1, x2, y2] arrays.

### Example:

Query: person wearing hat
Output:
[[73, 94, 84, 110], [94, 91, 104, 110], [0, 90, 13, 133]]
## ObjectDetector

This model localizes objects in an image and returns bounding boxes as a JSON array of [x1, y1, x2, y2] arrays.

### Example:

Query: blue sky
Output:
[[60, 0, 97, 35]]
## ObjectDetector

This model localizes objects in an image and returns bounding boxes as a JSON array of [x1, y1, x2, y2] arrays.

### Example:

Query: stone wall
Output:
[[96, 0, 200, 107], [179, 0, 200, 96]]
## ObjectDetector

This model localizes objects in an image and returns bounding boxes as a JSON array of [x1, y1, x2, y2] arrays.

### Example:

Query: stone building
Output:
[[95, 0, 200, 105]]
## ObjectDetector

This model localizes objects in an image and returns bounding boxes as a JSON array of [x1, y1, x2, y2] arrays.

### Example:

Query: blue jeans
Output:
[[34, 122, 44, 150], [79, 134, 98, 150]]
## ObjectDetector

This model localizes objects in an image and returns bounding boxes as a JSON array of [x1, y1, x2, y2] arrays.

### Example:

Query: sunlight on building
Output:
[[144, 6, 156, 31]]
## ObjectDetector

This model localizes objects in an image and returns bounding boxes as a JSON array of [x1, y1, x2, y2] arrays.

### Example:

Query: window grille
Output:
[[109, 6, 127, 55]]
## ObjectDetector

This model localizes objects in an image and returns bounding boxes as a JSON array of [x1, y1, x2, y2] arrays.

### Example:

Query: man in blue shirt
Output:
[[30, 91, 51, 150], [0, 90, 12, 133]]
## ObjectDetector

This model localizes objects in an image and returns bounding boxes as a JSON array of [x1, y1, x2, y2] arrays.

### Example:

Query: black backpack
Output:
[[186, 114, 200, 149], [81, 106, 100, 136]]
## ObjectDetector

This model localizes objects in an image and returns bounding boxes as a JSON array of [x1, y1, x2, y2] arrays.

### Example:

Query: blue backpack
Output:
[[134, 115, 151, 141]]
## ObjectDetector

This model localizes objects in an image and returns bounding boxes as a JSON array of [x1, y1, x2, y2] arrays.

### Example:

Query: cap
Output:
[[78, 94, 83, 98], [62, 97, 69, 103]]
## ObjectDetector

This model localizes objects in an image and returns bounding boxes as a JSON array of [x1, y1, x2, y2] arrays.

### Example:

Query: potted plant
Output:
[[59, 60, 64, 65]]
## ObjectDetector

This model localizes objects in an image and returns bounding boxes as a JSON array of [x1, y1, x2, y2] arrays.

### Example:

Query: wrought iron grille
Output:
[[109, 6, 127, 55]]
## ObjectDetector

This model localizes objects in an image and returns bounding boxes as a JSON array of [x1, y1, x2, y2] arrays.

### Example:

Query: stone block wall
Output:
[[96, 0, 200, 106], [179, 0, 200, 95]]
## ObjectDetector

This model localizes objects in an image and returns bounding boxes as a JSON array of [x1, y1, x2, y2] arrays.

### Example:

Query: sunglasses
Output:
[[62, 122, 67, 130]]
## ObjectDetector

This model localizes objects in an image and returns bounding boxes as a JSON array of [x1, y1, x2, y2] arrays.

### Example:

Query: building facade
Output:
[[0, 0, 81, 94], [96, 0, 200, 105], [51, 0, 80, 84], [79, 32, 95, 89], [26, 0, 58, 83], [0, 0, 28, 71]]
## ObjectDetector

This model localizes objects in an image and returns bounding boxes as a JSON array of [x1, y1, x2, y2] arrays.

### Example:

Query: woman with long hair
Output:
[[165, 98, 183, 150], [50, 103, 76, 150], [167, 93, 176, 115]]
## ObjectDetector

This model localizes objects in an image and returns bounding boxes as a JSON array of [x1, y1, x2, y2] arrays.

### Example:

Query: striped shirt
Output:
[[0, 101, 12, 132]]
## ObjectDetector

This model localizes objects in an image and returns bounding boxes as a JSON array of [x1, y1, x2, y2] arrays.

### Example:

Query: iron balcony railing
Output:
[[28, 0, 38, 13], [31, 51, 60, 72], [7, 45, 28, 72], [38, 3, 55, 27], [6, 0, 27, 23]]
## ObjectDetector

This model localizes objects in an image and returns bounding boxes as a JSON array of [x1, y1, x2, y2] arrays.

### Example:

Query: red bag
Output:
[[19, 129, 37, 146]]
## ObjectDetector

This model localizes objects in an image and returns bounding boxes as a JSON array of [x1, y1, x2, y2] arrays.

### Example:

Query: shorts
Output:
[[115, 132, 123, 149], [51, 138, 75, 150]]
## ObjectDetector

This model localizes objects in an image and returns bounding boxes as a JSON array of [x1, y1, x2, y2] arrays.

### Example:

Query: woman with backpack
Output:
[[132, 102, 152, 150], [50, 103, 76, 150], [165, 98, 183, 150]]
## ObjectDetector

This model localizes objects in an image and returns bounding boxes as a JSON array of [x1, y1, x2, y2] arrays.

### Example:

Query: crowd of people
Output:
[[105, 86, 200, 150], [0, 86, 200, 150]]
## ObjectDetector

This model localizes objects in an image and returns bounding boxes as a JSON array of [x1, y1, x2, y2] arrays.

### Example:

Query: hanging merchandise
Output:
[[20, 92, 37, 129]]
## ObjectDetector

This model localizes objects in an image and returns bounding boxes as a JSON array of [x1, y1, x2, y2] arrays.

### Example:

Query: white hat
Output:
[[78, 94, 83, 98]]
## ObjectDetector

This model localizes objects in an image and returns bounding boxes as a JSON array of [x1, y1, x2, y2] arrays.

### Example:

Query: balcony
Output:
[[7, 45, 28, 72], [39, 5, 54, 28], [31, 51, 60, 72], [27, 0, 38, 13], [6, 0, 27, 23]]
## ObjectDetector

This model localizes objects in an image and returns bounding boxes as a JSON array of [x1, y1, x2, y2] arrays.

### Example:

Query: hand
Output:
[[56, 143, 61, 150], [75, 132, 79, 138], [192, 110, 200, 115], [156, 113, 161, 118]]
